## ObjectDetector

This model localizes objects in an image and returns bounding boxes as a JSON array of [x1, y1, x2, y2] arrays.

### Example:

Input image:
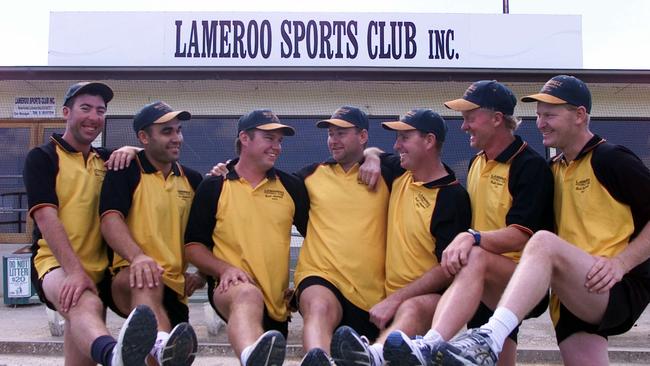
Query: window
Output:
[[0, 120, 65, 243]]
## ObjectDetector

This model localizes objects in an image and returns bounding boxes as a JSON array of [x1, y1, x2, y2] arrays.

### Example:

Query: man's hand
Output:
[[441, 232, 475, 276], [585, 256, 627, 294], [129, 253, 164, 289], [217, 266, 255, 293], [359, 148, 382, 191], [208, 162, 230, 177], [369, 296, 401, 329], [184, 271, 207, 297], [59, 270, 97, 313], [105, 146, 139, 171]]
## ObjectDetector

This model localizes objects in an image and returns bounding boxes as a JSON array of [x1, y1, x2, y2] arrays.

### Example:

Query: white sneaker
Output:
[[111, 305, 158, 366]]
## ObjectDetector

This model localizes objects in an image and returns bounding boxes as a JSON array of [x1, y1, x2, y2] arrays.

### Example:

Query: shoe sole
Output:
[[331, 326, 372, 366], [160, 322, 198, 366], [383, 332, 426, 366], [300, 348, 333, 366], [246, 330, 286, 366], [115, 304, 158, 366]]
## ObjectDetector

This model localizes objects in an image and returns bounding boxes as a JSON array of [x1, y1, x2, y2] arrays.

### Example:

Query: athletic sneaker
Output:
[[435, 328, 498, 366], [111, 304, 158, 366], [331, 325, 382, 366], [245, 330, 287, 366], [155, 322, 198, 365], [300, 347, 335, 366], [383, 330, 440, 366]]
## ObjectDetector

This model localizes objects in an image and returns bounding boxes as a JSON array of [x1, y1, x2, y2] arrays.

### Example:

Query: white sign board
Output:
[[13, 97, 56, 118], [6, 257, 31, 298], [49, 12, 582, 68]]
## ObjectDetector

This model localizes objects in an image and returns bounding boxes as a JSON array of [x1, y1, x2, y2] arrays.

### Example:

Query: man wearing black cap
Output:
[[185, 110, 308, 366], [23, 82, 157, 366], [329, 109, 471, 366], [291, 106, 394, 365], [100, 101, 204, 365], [442, 75, 650, 366], [382, 81, 554, 366]]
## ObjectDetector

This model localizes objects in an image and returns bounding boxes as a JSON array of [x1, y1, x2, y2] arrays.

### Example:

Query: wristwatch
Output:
[[467, 228, 481, 246]]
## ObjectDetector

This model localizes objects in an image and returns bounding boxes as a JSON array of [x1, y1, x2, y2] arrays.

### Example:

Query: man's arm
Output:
[[185, 243, 254, 293], [32, 207, 97, 313], [586, 221, 650, 294], [100, 212, 163, 289], [370, 266, 452, 329]]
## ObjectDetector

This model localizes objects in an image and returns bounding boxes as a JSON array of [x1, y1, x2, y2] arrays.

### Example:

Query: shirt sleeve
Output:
[[379, 153, 406, 187], [23, 146, 58, 216], [592, 143, 650, 229], [431, 184, 472, 262], [184, 176, 223, 250], [182, 166, 204, 191], [99, 163, 140, 218], [278, 170, 310, 237], [506, 152, 554, 234]]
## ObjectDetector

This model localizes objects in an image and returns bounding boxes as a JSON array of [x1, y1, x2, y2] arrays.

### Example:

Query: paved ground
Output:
[[0, 299, 648, 364]]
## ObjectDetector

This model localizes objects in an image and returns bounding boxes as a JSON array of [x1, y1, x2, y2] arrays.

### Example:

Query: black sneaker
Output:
[[300, 348, 336, 366], [246, 330, 286, 366], [331, 326, 381, 366], [111, 304, 158, 366], [156, 322, 198, 366], [383, 330, 440, 366]]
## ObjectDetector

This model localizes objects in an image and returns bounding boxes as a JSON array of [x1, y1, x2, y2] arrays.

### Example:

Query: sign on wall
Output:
[[13, 97, 56, 118], [48, 12, 582, 68]]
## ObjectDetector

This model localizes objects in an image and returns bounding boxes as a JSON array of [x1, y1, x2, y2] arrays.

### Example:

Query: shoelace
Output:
[[452, 330, 491, 349]]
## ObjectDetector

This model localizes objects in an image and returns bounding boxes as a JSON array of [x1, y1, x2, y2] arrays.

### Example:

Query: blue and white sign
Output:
[[48, 12, 582, 68]]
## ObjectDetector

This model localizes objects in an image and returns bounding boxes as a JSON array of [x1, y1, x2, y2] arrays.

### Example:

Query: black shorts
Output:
[[109, 267, 189, 327], [33, 266, 113, 312], [207, 278, 289, 339], [296, 276, 380, 342], [468, 293, 549, 343], [555, 273, 650, 343]]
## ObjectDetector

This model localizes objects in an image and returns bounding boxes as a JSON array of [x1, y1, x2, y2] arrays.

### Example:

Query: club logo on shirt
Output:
[[415, 192, 431, 209], [177, 190, 192, 200], [264, 189, 285, 200], [575, 178, 590, 193], [490, 174, 506, 188]]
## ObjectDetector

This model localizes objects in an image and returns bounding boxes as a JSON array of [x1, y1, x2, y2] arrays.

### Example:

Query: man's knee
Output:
[[397, 296, 437, 319], [524, 230, 561, 257], [231, 283, 264, 305], [300, 292, 339, 318]]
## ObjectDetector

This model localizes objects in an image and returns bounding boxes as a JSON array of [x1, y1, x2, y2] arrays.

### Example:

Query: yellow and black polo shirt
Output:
[[293, 159, 391, 311], [24, 133, 111, 283], [380, 154, 472, 295], [184, 159, 308, 322], [549, 135, 650, 324], [466, 135, 554, 261], [99, 150, 202, 300]]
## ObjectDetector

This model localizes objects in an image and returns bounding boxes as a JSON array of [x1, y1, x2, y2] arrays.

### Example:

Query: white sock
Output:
[[150, 331, 169, 357], [369, 343, 383, 363], [480, 307, 519, 354], [424, 329, 444, 342], [240, 344, 254, 365]]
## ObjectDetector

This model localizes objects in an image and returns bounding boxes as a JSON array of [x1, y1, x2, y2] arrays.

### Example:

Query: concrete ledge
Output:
[[2, 340, 649, 364]]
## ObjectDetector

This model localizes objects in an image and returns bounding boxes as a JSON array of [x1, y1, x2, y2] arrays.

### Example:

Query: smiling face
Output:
[[62, 94, 106, 151], [327, 125, 367, 168], [393, 129, 430, 171], [460, 108, 499, 151], [240, 129, 284, 171], [535, 102, 582, 150], [139, 119, 184, 168]]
